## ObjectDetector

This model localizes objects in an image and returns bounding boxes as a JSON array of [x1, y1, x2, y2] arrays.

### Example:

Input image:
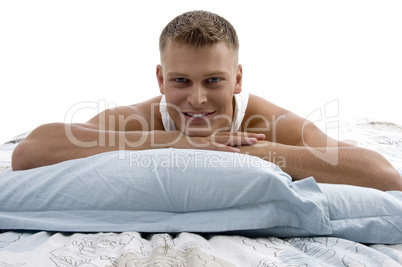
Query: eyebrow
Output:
[[203, 71, 229, 77], [166, 71, 229, 78], [166, 72, 190, 78]]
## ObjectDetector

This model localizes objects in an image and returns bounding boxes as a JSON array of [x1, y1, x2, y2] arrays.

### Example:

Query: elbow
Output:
[[11, 123, 61, 171], [11, 141, 31, 171], [365, 150, 402, 191], [11, 126, 44, 171], [377, 165, 402, 191], [387, 168, 402, 191], [11, 122, 85, 171]]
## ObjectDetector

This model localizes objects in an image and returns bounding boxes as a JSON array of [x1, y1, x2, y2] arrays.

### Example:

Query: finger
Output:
[[214, 131, 265, 141], [212, 135, 258, 146], [207, 142, 241, 153], [217, 146, 241, 153], [232, 132, 265, 140], [250, 133, 266, 140]]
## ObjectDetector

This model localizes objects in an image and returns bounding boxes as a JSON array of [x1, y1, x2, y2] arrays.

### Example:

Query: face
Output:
[[156, 42, 242, 136]]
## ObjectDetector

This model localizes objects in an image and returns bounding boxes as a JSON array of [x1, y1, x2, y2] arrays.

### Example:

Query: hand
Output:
[[156, 131, 266, 153], [236, 140, 274, 157]]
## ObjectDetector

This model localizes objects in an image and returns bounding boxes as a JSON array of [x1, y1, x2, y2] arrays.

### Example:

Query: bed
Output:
[[1, 119, 402, 266]]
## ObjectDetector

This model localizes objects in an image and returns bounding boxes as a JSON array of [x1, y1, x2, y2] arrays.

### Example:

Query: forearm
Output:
[[11, 123, 179, 170], [239, 142, 402, 191], [11, 123, 256, 170], [283, 146, 402, 191]]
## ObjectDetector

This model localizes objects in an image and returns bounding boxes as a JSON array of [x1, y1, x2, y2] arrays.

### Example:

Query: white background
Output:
[[1, 0, 401, 144]]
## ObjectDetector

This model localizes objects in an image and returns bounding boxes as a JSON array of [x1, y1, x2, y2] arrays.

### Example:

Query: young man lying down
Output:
[[12, 10, 402, 191]]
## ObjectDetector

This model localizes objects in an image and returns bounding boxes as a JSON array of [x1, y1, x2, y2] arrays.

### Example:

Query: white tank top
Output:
[[159, 90, 249, 132]]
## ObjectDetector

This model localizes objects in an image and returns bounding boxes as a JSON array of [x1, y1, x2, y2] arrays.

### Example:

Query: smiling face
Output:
[[157, 42, 242, 136]]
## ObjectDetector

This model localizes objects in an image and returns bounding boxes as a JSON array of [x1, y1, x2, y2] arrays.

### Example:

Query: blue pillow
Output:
[[318, 183, 402, 244], [0, 149, 330, 236], [1, 148, 402, 244]]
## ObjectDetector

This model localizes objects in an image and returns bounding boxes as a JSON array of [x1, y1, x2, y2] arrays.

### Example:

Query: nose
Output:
[[187, 85, 207, 107]]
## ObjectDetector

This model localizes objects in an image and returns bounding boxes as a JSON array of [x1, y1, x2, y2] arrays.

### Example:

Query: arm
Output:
[[12, 102, 260, 170], [11, 121, 172, 170], [11, 104, 164, 170], [238, 140, 402, 191], [11, 99, 177, 170], [242, 95, 402, 191]]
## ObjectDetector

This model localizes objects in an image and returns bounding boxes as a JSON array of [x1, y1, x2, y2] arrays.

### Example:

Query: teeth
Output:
[[187, 113, 208, 117]]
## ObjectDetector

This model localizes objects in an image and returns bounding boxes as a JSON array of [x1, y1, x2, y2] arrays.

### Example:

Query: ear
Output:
[[234, 64, 243, 94], [156, 64, 165, 94]]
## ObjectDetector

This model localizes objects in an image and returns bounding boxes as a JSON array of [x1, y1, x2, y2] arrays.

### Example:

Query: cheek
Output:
[[165, 90, 185, 103], [216, 92, 234, 109]]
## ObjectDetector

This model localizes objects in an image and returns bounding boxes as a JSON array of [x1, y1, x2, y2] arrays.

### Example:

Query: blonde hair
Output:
[[159, 10, 239, 60]]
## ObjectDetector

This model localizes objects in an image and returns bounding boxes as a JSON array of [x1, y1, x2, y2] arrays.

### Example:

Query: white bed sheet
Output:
[[1, 231, 402, 266]]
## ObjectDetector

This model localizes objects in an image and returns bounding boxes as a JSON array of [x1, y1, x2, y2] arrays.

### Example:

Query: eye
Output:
[[207, 77, 220, 83], [175, 78, 187, 83]]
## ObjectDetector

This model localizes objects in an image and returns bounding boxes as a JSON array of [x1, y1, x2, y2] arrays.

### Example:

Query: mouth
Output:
[[182, 112, 215, 118]]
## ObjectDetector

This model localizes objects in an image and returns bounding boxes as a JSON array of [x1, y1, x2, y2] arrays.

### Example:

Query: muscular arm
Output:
[[241, 94, 402, 191], [11, 103, 167, 170], [239, 140, 402, 191], [11, 122, 169, 170], [12, 98, 260, 170]]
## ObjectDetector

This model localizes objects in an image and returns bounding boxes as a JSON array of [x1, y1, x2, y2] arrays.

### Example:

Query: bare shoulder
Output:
[[86, 96, 164, 131], [242, 94, 323, 146], [244, 94, 292, 120]]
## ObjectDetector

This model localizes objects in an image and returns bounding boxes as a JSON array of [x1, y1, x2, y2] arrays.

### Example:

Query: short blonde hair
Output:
[[159, 10, 239, 60]]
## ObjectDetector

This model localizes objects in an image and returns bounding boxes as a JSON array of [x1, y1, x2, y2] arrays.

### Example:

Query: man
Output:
[[12, 10, 402, 191]]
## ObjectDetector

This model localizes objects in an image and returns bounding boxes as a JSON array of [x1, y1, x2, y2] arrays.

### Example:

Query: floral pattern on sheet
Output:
[[1, 232, 402, 266], [49, 232, 145, 266], [116, 234, 236, 267], [48, 233, 235, 267]]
